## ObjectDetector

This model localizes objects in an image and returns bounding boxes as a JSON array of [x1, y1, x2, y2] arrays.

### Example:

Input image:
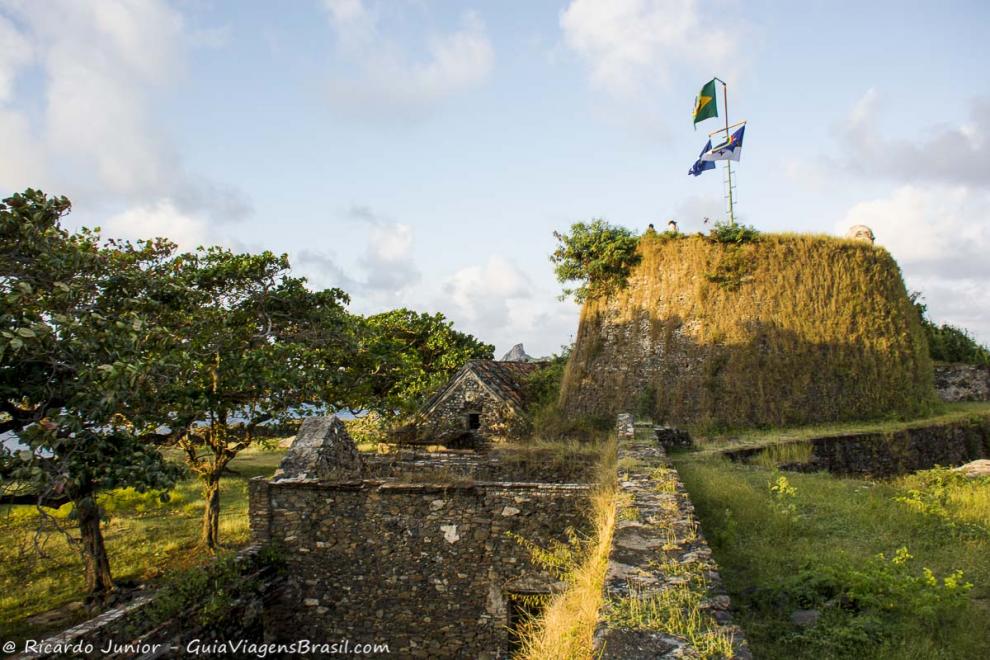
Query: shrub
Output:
[[550, 220, 642, 303], [708, 219, 761, 244], [754, 548, 972, 657]]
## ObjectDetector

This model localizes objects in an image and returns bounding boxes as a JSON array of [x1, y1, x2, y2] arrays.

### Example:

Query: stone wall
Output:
[[559, 234, 937, 429], [359, 449, 597, 484], [594, 429, 750, 658], [934, 363, 990, 402], [250, 477, 590, 659], [726, 416, 990, 477]]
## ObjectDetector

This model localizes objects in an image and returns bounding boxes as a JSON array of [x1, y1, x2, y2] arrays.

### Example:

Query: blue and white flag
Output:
[[688, 140, 717, 176], [703, 125, 745, 162]]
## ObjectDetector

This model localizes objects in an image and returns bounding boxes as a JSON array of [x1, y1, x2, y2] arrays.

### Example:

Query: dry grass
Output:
[[514, 435, 618, 659], [561, 233, 937, 428]]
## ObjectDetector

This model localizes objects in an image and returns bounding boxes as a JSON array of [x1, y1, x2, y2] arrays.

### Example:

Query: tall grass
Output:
[[514, 435, 618, 659]]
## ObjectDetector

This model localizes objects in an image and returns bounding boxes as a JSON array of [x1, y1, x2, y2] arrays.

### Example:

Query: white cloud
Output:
[[294, 206, 420, 300], [560, 0, 739, 96], [839, 185, 990, 279], [837, 185, 990, 344], [0, 14, 32, 103], [102, 200, 211, 252], [837, 90, 990, 189], [361, 222, 421, 291], [0, 1, 250, 226], [323, 3, 493, 121]]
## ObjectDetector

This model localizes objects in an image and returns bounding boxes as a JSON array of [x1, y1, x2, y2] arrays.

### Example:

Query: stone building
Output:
[[416, 359, 543, 445]]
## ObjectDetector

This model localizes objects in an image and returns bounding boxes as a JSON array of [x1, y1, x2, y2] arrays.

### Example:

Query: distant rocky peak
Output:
[[500, 343, 532, 362]]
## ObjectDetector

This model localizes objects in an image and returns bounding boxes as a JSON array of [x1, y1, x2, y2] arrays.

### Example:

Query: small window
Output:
[[467, 412, 481, 430]]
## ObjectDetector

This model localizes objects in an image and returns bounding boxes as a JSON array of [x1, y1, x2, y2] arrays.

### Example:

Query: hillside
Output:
[[559, 231, 938, 429]]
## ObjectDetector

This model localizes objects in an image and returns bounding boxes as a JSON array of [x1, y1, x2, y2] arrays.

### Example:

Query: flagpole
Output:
[[713, 77, 736, 226]]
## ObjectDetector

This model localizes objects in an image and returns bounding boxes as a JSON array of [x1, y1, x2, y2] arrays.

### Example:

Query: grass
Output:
[[693, 401, 990, 455], [561, 233, 937, 428], [672, 452, 990, 659], [496, 438, 604, 482], [0, 445, 286, 643], [514, 435, 618, 659]]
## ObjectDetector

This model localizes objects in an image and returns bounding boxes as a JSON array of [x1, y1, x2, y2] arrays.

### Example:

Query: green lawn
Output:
[[0, 445, 286, 643], [673, 453, 990, 659], [692, 401, 990, 455]]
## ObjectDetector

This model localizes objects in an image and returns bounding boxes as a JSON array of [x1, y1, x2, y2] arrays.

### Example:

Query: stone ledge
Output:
[[595, 434, 751, 659], [261, 477, 591, 494]]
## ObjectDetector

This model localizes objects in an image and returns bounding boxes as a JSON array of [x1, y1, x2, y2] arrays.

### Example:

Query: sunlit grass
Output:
[[515, 435, 617, 659], [673, 453, 990, 659], [0, 445, 286, 642]]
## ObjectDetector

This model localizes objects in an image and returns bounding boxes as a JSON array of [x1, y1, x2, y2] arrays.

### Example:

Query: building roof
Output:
[[421, 359, 544, 416]]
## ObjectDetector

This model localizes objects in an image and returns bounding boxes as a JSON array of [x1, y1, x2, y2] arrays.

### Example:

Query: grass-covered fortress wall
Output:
[[560, 232, 938, 429]]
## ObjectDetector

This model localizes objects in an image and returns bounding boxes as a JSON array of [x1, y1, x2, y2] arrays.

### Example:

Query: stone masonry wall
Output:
[[418, 372, 520, 445], [934, 363, 990, 402], [250, 478, 590, 659], [725, 416, 990, 477], [595, 427, 750, 659]]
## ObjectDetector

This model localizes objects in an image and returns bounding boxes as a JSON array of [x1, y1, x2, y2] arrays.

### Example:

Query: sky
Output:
[[1, 0, 989, 357]]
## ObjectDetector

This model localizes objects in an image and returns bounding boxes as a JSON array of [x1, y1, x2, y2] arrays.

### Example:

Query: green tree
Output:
[[911, 293, 990, 365], [349, 309, 493, 417], [550, 220, 641, 303], [156, 248, 353, 550], [0, 190, 183, 599]]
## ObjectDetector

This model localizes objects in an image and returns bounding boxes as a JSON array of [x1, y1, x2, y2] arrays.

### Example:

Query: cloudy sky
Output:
[[1, 0, 989, 356]]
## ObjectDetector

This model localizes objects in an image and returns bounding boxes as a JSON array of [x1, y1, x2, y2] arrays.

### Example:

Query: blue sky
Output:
[[2, 0, 989, 356]]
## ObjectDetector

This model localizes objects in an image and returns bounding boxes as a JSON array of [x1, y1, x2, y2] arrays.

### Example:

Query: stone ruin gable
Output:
[[416, 359, 543, 444], [249, 477, 590, 659], [275, 415, 363, 481], [934, 363, 990, 402]]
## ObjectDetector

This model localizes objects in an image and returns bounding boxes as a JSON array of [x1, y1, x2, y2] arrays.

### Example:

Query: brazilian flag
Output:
[[693, 79, 718, 126]]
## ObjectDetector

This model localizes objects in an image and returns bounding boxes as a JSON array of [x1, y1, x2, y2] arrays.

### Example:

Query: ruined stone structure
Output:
[[596, 429, 750, 659], [560, 234, 936, 428], [250, 478, 589, 658], [416, 359, 543, 445], [24, 415, 750, 660], [725, 415, 990, 477], [250, 416, 593, 658], [934, 363, 990, 402], [274, 415, 363, 480]]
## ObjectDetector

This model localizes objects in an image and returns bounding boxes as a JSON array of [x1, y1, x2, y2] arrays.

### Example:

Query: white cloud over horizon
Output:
[[560, 0, 741, 97], [829, 91, 990, 345], [0, 0, 250, 237], [322, 1, 493, 122]]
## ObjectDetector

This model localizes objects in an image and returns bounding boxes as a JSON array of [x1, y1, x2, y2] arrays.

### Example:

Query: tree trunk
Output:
[[201, 476, 221, 551], [76, 495, 114, 599]]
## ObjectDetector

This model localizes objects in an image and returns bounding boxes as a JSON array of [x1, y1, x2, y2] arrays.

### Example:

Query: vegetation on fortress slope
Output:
[[559, 229, 938, 429], [675, 453, 990, 659]]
